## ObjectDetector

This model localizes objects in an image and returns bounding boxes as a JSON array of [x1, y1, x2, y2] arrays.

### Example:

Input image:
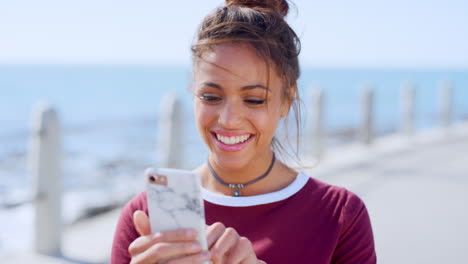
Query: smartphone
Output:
[[145, 168, 208, 254]]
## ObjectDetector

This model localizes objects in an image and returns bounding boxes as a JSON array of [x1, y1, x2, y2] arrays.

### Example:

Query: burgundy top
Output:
[[111, 173, 376, 264]]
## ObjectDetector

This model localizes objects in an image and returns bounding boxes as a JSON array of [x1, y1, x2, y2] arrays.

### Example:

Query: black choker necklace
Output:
[[207, 153, 276, 197]]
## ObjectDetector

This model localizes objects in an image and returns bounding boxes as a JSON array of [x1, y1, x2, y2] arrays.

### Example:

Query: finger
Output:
[[129, 235, 153, 257], [133, 210, 151, 236], [210, 227, 239, 264], [206, 222, 226, 249], [137, 241, 204, 263], [164, 251, 211, 264], [240, 254, 259, 264], [226, 237, 254, 264], [129, 229, 199, 256]]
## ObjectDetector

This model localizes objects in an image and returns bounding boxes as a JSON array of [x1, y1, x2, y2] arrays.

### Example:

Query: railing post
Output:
[[440, 81, 453, 128], [310, 88, 325, 158], [359, 85, 375, 145], [29, 103, 62, 255], [400, 82, 416, 135], [157, 94, 184, 168]]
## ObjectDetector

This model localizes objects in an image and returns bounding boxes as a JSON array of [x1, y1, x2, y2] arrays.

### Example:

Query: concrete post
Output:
[[440, 81, 453, 128], [310, 88, 325, 158], [359, 85, 374, 145], [29, 103, 62, 255], [157, 94, 184, 168], [400, 82, 416, 135]]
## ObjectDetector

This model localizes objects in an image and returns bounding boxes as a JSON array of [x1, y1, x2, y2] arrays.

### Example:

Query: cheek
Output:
[[248, 107, 281, 136], [194, 103, 213, 133]]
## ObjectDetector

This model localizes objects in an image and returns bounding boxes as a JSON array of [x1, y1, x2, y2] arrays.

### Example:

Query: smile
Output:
[[216, 134, 251, 145], [211, 131, 254, 152]]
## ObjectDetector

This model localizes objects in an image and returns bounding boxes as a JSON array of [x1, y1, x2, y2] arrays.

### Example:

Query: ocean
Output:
[[1, 66, 467, 134], [0, 65, 467, 253]]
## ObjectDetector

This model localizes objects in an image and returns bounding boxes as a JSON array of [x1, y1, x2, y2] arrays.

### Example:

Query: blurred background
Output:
[[0, 0, 467, 263]]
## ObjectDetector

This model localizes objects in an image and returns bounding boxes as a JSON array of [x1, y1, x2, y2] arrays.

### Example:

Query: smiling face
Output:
[[193, 43, 290, 171]]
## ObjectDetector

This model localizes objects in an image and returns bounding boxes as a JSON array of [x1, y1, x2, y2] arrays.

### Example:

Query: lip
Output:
[[212, 130, 251, 137], [210, 131, 254, 152]]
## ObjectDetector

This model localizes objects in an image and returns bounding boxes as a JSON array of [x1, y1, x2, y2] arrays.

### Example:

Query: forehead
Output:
[[194, 43, 280, 86]]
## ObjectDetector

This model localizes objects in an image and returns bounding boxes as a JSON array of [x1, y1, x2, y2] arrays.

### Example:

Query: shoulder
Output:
[[298, 172, 368, 222], [123, 191, 148, 214], [299, 172, 364, 204], [114, 191, 149, 243], [299, 173, 376, 262], [115, 191, 148, 233], [111, 191, 148, 263]]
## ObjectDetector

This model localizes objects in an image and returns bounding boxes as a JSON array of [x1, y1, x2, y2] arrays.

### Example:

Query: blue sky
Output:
[[0, 0, 467, 67]]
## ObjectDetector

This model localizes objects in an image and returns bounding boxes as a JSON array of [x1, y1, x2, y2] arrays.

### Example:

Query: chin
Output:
[[209, 152, 251, 170]]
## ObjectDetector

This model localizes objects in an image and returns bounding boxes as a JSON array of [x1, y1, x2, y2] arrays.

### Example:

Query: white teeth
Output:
[[216, 134, 251, 145]]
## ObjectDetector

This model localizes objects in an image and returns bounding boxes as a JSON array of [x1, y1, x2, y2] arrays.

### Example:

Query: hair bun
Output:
[[226, 0, 289, 18]]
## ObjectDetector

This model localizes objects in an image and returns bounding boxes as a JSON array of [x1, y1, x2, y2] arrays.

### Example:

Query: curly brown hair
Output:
[[191, 0, 302, 160]]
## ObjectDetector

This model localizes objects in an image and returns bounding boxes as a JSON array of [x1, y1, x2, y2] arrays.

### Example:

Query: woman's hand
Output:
[[128, 210, 212, 264], [206, 222, 266, 264]]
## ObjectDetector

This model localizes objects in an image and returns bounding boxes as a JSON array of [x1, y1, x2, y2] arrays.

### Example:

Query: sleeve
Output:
[[331, 192, 377, 264], [110, 192, 147, 264]]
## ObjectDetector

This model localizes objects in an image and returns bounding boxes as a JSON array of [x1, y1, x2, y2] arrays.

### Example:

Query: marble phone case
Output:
[[145, 168, 208, 253]]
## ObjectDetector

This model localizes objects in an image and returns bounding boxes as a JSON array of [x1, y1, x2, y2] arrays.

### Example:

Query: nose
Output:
[[218, 99, 244, 129]]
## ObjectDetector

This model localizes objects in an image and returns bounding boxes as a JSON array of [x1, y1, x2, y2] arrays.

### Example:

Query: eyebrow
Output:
[[201, 82, 271, 92]]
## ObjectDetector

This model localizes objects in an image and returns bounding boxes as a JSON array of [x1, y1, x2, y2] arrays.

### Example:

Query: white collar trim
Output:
[[202, 171, 310, 207]]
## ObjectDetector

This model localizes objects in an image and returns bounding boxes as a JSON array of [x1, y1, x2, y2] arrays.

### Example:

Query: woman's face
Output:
[[193, 43, 289, 170]]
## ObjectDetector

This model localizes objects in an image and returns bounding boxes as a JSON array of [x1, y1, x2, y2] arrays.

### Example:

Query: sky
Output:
[[0, 0, 467, 68]]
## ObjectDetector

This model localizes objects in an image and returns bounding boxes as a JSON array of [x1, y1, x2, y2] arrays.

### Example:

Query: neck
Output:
[[196, 152, 297, 197], [208, 151, 275, 184]]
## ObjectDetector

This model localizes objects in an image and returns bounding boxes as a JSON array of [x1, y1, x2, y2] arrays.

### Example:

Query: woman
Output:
[[111, 0, 376, 263]]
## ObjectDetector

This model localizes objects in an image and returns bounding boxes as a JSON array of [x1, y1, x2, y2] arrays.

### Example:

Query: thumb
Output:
[[133, 210, 151, 236]]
